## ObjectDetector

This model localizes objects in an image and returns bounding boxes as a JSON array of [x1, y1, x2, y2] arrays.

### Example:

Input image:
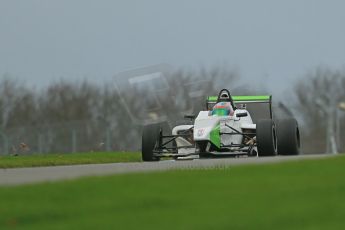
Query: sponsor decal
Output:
[[197, 129, 205, 137]]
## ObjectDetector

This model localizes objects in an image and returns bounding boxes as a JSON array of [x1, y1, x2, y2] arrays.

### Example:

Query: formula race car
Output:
[[142, 89, 300, 161]]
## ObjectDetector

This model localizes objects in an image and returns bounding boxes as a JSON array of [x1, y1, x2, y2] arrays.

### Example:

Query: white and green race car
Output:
[[142, 89, 300, 161]]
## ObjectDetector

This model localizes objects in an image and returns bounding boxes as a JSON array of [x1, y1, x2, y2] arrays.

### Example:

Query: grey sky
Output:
[[1, 0, 345, 95]]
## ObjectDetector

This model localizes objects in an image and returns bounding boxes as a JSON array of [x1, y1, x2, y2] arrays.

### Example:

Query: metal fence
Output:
[[0, 113, 343, 156], [0, 120, 142, 155]]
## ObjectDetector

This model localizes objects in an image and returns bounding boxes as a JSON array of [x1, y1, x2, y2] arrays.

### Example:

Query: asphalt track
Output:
[[0, 154, 333, 186]]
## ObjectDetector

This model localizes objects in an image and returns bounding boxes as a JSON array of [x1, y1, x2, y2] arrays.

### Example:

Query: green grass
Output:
[[0, 152, 141, 168], [0, 155, 344, 229]]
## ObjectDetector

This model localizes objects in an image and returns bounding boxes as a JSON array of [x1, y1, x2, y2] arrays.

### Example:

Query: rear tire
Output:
[[276, 118, 301, 155], [257, 119, 277, 156], [142, 124, 161, 161]]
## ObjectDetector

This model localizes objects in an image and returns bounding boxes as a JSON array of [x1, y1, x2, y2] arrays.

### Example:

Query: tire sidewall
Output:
[[275, 118, 300, 155], [142, 124, 161, 161], [257, 119, 277, 156]]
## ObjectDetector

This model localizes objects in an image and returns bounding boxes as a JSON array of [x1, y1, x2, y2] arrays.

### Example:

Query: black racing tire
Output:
[[257, 119, 277, 156], [142, 124, 161, 161], [276, 118, 301, 155]]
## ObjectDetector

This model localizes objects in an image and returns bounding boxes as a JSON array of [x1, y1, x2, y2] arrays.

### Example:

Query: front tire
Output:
[[142, 124, 161, 161], [276, 118, 301, 155], [257, 119, 277, 156]]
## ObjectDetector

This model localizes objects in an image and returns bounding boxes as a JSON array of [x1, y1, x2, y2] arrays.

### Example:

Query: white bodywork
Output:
[[173, 109, 256, 154], [172, 125, 194, 154]]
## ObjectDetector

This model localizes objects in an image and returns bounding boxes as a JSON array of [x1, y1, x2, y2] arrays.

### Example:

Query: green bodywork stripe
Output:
[[207, 96, 219, 101], [233, 95, 271, 101], [207, 95, 271, 102], [210, 124, 220, 149]]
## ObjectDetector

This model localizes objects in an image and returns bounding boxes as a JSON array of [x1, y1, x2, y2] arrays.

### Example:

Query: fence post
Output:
[[106, 128, 111, 152], [72, 129, 77, 153]]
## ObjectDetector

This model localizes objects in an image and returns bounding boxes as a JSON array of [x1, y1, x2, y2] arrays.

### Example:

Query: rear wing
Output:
[[206, 95, 273, 118]]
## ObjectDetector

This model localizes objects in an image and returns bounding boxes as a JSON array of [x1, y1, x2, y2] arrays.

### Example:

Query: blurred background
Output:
[[0, 0, 344, 155]]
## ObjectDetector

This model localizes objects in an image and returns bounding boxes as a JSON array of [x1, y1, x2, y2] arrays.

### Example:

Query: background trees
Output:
[[0, 66, 239, 154], [0, 65, 344, 155], [293, 67, 345, 153]]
